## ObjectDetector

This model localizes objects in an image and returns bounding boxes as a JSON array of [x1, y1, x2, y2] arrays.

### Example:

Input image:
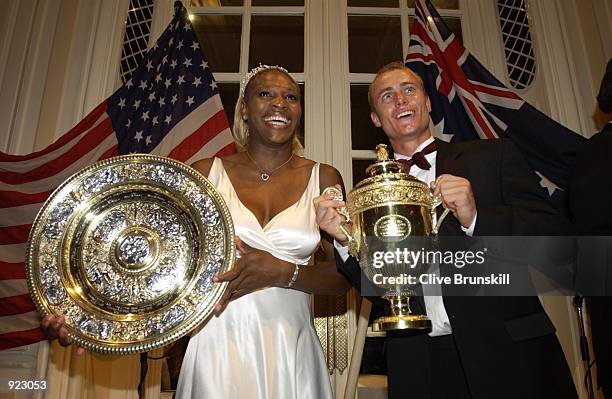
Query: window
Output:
[[188, 0, 305, 139], [120, 0, 156, 82], [497, 0, 536, 90], [346, 0, 462, 185]]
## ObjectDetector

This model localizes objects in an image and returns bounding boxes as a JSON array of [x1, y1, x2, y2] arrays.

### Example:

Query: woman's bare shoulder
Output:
[[190, 158, 215, 177], [318, 163, 344, 191], [191, 153, 242, 177], [297, 158, 344, 193]]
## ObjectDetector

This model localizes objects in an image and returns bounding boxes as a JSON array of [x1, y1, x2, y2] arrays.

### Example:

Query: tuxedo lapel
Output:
[[434, 139, 465, 236]]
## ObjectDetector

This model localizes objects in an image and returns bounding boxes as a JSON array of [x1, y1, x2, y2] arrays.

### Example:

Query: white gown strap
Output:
[[206, 157, 223, 186]]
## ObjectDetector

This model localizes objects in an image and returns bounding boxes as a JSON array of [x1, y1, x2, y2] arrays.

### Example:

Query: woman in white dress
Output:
[[41, 64, 350, 398], [174, 65, 350, 398]]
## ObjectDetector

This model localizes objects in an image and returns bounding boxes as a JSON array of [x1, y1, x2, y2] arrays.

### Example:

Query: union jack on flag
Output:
[[406, 0, 585, 203], [0, 2, 235, 350]]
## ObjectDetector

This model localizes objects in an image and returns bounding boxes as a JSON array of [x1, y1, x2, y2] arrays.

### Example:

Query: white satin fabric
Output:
[[175, 158, 333, 399]]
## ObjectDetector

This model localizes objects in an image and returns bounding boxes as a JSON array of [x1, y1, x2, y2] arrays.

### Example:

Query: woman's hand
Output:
[[40, 315, 85, 355], [213, 237, 293, 314]]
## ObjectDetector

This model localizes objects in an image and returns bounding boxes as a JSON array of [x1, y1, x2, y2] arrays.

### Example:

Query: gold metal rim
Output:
[[25, 154, 235, 354], [371, 315, 432, 332], [347, 178, 433, 216]]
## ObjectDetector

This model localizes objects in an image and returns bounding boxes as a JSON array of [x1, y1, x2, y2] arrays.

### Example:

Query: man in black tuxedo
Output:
[[570, 58, 612, 398], [314, 62, 577, 399]]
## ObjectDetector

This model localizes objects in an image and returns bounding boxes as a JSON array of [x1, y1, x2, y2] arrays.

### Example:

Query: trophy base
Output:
[[371, 314, 432, 332]]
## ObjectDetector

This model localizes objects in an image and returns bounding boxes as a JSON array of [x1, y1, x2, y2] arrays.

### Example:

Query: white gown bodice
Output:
[[175, 157, 333, 399]]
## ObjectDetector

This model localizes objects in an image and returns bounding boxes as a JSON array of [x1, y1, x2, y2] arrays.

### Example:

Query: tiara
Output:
[[239, 64, 290, 97]]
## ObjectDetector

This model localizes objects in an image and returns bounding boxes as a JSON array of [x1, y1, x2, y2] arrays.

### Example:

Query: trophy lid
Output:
[[348, 144, 433, 215], [355, 144, 424, 190], [364, 144, 404, 176]]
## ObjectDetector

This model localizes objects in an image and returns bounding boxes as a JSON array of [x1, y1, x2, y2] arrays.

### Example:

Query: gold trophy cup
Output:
[[325, 144, 449, 332]]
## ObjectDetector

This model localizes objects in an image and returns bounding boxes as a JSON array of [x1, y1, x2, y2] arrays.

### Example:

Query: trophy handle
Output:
[[431, 195, 451, 235], [322, 186, 356, 253]]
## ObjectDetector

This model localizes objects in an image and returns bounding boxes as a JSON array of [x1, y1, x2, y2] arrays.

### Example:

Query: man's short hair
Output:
[[597, 58, 612, 114], [367, 61, 426, 111]]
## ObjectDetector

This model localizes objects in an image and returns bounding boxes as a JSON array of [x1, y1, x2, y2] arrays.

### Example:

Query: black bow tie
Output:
[[396, 141, 437, 172]]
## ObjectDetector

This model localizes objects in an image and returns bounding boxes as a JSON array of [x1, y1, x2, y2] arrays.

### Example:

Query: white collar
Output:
[[394, 136, 436, 159]]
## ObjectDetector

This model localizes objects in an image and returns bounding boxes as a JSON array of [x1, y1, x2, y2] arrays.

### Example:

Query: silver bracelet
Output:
[[286, 263, 300, 288]]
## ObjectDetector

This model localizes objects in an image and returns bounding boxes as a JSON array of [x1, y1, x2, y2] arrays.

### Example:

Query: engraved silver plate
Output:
[[25, 154, 234, 354]]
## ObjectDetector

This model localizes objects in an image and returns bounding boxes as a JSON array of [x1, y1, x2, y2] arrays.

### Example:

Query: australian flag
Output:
[[405, 0, 585, 208]]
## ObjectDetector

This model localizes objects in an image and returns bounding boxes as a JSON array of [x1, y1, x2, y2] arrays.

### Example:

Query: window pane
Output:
[[252, 0, 304, 5], [348, 0, 399, 7], [218, 83, 239, 129], [407, 0, 458, 9], [348, 16, 402, 73], [190, 0, 243, 6], [191, 14, 242, 72], [249, 16, 304, 72], [352, 159, 376, 187], [443, 17, 462, 42], [497, 0, 535, 89], [350, 84, 389, 151]]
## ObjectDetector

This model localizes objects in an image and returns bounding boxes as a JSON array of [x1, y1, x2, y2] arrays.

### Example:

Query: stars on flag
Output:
[[108, 9, 224, 156]]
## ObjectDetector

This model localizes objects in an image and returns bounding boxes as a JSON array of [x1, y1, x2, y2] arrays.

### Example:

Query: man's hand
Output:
[[313, 185, 352, 246], [432, 174, 477, 229]]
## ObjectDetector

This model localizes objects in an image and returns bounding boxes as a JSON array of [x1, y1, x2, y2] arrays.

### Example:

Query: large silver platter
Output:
[[25, 154, 234, 354]]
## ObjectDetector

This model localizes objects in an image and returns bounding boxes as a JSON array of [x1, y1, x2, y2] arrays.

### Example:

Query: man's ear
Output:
[[426, 95, 432, 114], [370, 111, 382, 127]]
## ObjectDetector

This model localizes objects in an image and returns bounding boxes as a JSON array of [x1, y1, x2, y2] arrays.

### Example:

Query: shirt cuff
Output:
[[460, 212, 477, 236], [334, 240, 350, 262]]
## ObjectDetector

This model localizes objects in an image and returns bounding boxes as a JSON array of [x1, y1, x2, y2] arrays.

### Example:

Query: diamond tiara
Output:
[[239, 64, 290, 98]]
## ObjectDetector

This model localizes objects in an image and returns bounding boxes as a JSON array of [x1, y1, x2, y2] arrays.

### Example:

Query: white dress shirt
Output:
[[335, 136, 476, 336]]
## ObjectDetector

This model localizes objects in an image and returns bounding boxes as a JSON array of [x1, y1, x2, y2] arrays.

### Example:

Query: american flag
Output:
[[0, 2, 235, 350], [406, 0, 585, 205]]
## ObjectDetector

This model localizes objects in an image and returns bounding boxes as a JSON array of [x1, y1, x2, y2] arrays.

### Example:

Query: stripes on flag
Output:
[[0, 1, 235, 350]]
